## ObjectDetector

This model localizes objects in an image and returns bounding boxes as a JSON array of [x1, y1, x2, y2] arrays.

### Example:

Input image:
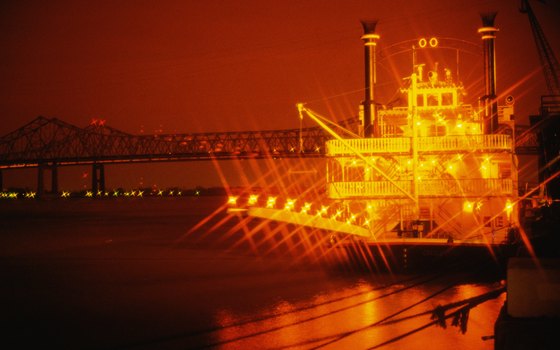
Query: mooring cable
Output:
[[271, 262, 494, 349], [184, 272, 452, 350], [365, 286, 506, 350], [115, 271, 446, 350], [308, 280, 459, 350]]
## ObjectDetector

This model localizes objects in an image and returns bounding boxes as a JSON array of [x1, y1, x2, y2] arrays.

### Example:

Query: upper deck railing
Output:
[[326, 134, 512, 156], [328, 178, 513, 199], [378, 104, 476, 115]]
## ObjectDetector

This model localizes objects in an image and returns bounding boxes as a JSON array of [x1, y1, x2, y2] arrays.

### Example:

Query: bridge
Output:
[[0, 116, 540, 195], [0, 116, 328, 194]]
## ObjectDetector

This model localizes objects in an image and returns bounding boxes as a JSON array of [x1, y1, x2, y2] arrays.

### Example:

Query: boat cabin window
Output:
[[442, 92, 453, 106], [427, 94, 438, 107], [499, 164, 512, 179], [429, 125, 446, 136]]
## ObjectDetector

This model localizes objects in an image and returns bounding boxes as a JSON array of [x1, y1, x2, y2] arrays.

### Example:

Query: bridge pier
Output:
[[37, 163, 45, 198], [92, 163, 106, 194], [51, 162, 58, 194], [36, 162, 59, 197], [0, 169, 3, 191]]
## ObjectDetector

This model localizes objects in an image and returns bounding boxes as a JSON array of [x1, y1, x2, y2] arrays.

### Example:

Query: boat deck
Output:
[[360, 237, 508, 246]]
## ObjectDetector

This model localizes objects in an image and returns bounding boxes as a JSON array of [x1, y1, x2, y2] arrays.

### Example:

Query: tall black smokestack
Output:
[[479, 12, 499, 134], [361, 20, 380, 137]]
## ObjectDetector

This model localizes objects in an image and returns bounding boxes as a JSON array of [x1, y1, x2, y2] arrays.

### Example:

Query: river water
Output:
[[0, 196, 505, 349]]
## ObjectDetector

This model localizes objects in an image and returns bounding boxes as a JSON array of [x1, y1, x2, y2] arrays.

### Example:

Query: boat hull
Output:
[[327, 239, 516, 274]]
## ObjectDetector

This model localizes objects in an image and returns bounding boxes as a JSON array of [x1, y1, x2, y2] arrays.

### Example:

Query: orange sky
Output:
[[1, 0, 558, 190]]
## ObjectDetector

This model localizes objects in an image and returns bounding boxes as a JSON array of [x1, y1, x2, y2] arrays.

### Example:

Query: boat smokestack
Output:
[[361, 20, 380, 137], [479, 12, 499, 134]]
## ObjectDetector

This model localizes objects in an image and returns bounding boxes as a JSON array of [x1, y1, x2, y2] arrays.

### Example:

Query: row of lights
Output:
[[84, 189, 189, 197], [0, 189, 200, 199], [230, 195, 514, 225], [462, 199, 514, 219], [228, 195, 370, 227]]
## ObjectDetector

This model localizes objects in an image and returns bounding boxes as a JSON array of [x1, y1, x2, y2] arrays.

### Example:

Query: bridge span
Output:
[[0, 116, 539, 195]]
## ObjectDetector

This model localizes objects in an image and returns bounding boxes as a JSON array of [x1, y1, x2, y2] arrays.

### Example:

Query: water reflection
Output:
[[0, 197, 507, 350], [207, 273, 504, 350]]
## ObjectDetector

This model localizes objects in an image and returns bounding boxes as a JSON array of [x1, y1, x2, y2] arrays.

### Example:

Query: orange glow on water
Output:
[[203, 270, 506, 350]]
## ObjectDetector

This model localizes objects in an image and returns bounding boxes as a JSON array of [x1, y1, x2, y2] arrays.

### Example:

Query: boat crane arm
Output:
[[520, 0, 560, 95], [297, 103, 417, 203]]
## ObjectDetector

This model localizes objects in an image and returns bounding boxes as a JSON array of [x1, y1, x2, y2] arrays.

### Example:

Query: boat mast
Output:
[[410, 71, 420, 228]]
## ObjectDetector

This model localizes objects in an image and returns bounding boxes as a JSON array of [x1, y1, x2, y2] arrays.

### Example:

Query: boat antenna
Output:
[[456, 48, 460, 82]]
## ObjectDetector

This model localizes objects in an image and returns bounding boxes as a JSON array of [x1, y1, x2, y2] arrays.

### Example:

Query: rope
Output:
[[114, 272, 440, 349], [308, 281, 458, 350], [186, 273, 447, 350], [298, 104, 360, 139], [366, 286, 505, 349], [430, 286, 505, 333]]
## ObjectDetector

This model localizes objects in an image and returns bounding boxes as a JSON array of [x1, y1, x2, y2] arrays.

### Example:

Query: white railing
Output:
[[326, 134, 512, 156], [417, 135, 512, 153], [417, 178, 513, 196], [328, 181, 411, 198], [328, 178, 513, 199], [326, 137, 410, 155]]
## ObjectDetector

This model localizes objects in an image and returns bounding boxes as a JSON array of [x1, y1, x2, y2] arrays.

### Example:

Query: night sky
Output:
[[1, 0, 558, 190]]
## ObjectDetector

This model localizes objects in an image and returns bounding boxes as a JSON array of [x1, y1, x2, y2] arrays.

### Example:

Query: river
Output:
[[0, 196, 505, 349]]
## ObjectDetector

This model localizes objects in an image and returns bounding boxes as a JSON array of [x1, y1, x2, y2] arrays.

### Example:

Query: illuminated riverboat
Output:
[[228, 14, 521, 271]]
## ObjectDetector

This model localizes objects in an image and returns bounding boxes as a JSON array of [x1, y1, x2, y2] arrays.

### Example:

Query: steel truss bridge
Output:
[[0, 116, 541, 194]]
